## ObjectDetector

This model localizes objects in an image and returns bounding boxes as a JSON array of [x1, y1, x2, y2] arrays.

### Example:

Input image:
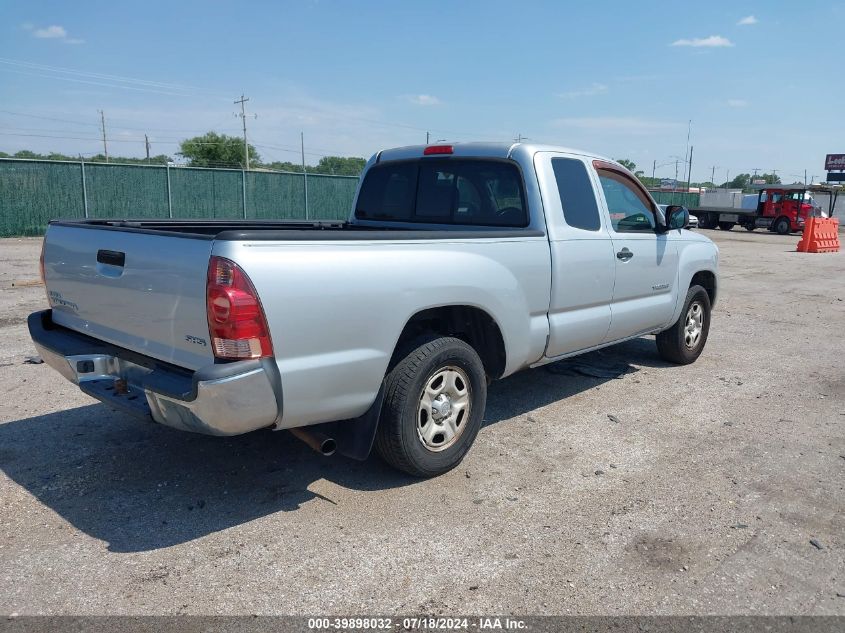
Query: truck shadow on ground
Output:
[[0, 336, 670, 553]]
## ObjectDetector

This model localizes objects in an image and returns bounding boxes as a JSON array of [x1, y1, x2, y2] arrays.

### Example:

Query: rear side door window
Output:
[[551, 158, 602, 231]]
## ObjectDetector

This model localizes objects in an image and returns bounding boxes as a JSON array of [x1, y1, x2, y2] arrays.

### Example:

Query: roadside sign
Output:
[[752, 179, 766, 185], [826, 172, 845, 182], [825, 154, 845, 170]]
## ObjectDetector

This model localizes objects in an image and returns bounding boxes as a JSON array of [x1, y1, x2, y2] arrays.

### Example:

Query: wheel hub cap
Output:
[[684, 302, 704, 349], [431, 394, 452, 421], [417, 366, 471, 452]]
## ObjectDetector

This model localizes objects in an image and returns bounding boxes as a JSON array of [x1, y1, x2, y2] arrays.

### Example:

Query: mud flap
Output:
[[312, 383, 385, 461]]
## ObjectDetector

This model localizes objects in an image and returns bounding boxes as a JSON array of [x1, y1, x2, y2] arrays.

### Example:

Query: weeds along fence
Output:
[[0, 158, 360, 237]]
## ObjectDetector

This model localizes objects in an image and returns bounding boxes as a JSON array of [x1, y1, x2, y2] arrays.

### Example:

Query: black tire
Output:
[[744, 223, 756, 232], [699, 214, 716, 229], [656, 285, 711, 365], [375, 336, 487, 477], [718, 222, 735, 231], [774, 217, 791, 235]]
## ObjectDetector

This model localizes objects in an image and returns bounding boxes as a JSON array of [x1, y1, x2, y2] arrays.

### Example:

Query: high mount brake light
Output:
[[206, 256, 273, 360], [423, 145, 453, 155]]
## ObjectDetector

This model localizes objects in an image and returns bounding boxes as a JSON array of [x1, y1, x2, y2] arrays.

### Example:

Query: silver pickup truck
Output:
[[30, 142, 718, 477]]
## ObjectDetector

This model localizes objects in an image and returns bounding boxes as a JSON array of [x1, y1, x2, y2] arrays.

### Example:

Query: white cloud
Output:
[[404, 94, 442, 106], [737, 15, 758, 25], [552, 117, 682, 135], [34, 25, 67, 38], [727, 99, 748, 107], [671, 35, 734, 48], [30, 24, 84, 44], [559, 82, 608, 99]]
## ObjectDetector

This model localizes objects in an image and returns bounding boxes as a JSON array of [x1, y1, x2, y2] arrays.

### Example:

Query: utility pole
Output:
[[683, 119, 692, 187], [674, 160, 679, 184], [98, 110, 108, 163], [710, 165, 717, 186], [771, 169, 778, 184], [804, 169, 807, 186], [725, 169, 730, 190], [652, 160, 656, 182], [301, 131, 308, 220], [234, 94, 252, 170], [686, 145, 693, 193], [144, 134, 151, 163], [426, 131, 430, 144]]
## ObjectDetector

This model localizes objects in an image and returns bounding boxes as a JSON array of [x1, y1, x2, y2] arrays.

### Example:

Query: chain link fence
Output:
[[0, 158, 708, 238], [0, 158, 360, 237]]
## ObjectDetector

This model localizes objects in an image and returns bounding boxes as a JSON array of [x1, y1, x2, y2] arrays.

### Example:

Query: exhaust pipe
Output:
[[289, 427, 336, 456]]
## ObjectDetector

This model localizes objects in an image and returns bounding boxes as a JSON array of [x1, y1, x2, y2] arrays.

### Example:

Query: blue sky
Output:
[[0, 0, 841, 183]]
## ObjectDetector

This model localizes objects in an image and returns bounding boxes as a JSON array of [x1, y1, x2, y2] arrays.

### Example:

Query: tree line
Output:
[[1, 131, 367, 176], [615, 158, 782, 190], [0, 149, 172, 165], [1, 138, 787, 186]]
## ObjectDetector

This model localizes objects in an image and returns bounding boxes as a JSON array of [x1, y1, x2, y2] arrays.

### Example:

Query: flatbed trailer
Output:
[[691, 184, 829, 234]]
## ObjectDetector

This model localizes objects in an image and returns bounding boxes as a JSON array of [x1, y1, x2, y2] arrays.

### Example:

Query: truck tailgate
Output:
[[43, 225, 215, 370]]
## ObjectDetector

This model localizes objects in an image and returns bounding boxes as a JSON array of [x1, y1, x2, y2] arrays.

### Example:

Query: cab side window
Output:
[[552, 158, 601, 231], [597, 168, 657, 233]]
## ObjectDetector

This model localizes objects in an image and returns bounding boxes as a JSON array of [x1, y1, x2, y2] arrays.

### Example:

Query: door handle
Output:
[[97, 249, 125, 267], [616, 247, 633, 261]]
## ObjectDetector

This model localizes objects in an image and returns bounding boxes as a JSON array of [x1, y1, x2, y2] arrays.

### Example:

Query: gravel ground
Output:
[[0, 230, 843, 615]]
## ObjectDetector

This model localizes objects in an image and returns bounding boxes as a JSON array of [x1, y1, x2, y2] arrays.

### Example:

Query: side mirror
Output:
[[666, 205, 689, 230]]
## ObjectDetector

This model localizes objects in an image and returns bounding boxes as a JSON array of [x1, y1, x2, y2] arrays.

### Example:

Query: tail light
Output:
[[206, 256, 273, 360]]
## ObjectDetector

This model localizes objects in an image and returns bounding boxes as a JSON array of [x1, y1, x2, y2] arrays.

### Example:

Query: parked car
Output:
[[30, 142, 719, 477], [659, 204, 698, 228]]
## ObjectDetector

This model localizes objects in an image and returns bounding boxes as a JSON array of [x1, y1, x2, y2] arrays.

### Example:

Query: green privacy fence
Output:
[[649, 191, 701, 208], [0, 158, 360, 237]]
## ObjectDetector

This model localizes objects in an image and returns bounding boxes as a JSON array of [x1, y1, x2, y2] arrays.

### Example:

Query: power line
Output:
[[0, 57, 203, 91], [0, 109, 100, 127], [0, 57, 225, 99], [0, 110, 242, 137], [0, 67, 202, 98]]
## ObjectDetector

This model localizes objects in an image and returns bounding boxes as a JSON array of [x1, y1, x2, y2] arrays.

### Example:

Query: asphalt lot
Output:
[[0, 229, 843, 615]]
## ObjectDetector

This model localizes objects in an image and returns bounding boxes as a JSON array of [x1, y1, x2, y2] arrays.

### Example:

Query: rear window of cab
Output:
[[355, 159, 528, 227]]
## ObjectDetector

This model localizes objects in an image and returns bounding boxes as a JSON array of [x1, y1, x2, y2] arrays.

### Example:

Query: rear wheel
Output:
[[744, 223, 756, 231], [699, 214, 717, 229], [656, 285, 711, 365], [718, 222, 735, 231], [774, 217, 791, 235], [375, 336, 487, 477]]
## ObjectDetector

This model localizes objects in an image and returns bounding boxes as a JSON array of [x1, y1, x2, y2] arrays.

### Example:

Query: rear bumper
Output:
[[28, 310, 283, 436]]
